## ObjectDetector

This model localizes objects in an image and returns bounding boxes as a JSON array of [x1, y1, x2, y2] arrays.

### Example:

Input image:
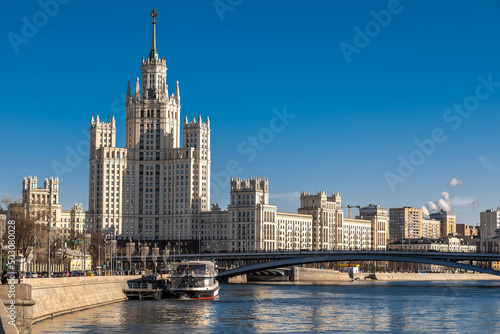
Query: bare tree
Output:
[[87, 231, 106, 268], [2, 196, 46, 261]]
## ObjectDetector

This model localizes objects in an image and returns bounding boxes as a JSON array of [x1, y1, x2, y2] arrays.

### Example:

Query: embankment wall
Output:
[[26, 275, 141, 323]]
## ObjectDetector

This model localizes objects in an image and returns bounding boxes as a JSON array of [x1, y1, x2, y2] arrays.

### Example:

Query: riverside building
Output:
[[358, 204, 388, 250], [480, 209, 500, 239], [389, 207, 423, 240], [20, 176, 91, 237], [429, 209, 456, 238]]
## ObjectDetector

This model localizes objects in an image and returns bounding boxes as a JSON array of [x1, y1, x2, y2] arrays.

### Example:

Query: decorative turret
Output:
[[176, 80, 180, 101], [126, 81, 131, 106]]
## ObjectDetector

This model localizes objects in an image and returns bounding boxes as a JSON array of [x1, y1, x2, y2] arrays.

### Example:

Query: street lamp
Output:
[[152, 243, 159, 277], [47, 217, 51, 278]]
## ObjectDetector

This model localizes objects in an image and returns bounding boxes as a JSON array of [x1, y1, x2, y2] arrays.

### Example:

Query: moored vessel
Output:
[[165, 261, 219, 299]]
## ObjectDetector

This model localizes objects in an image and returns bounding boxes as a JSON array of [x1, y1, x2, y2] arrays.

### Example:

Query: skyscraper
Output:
[[88, 10, 210, 246]]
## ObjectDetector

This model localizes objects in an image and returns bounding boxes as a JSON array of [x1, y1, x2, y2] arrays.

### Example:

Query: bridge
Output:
[[216, 251, 500, 279], [115, 250, 500, 278]]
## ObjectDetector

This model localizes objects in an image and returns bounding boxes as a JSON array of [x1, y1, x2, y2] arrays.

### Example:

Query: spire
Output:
[[112, 114, 115, 126], [206, 114, 210, 126], [135, 77, 140, 100], [184, 114, 188, 124], [96, 113, 100, 123], [198, 113, 202, 124], [149, 9, 159, 60], [193, 116, 196, 124], [175, 81, 180, 100], [91, 114, 95, 125]]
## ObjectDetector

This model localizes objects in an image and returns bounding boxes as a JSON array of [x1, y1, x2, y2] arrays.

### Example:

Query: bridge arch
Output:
[[217, 254, 500, 279]]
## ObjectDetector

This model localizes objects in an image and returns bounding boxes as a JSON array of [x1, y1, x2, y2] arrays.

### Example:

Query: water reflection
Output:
[[33, 282, 500, 334]]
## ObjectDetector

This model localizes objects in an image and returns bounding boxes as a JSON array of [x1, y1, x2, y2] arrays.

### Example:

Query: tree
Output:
[[87, 231, 106, 269], [2, 196, 46, 261]]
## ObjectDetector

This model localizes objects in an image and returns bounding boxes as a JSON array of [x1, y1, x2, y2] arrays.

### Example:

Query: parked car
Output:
[[26, 272, 38, 278], [70, 271, 84, 277], [6, 271, 17, 279]]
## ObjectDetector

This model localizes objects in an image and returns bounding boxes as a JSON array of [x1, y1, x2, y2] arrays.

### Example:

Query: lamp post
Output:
[[47, 218, 51, 278], [152, 243, 159, 277], [104, 237, 108, 275], [33, 234, 37, 272]]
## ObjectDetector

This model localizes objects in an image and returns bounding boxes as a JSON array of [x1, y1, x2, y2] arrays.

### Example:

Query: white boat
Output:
[[165, 261, 220, 300]]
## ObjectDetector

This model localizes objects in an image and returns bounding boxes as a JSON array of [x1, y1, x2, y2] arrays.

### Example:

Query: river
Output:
[[33, 281, 500, 333]]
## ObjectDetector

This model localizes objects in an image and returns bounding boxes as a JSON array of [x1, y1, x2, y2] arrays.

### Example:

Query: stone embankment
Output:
[[0, 275, 141, 333], [292, 267, 500, 283], [373, 272, 500, 281], [27, 275, 141, 323], [241, 267, 500, 284]]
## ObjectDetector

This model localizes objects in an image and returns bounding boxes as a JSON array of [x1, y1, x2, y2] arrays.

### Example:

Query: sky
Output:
[[1, 0, 500, 225]]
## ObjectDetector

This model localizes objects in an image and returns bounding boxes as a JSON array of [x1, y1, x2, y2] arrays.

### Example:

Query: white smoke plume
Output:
[[421, 206, 430, 217], [427, 201, 438, 211], [449, 178, 463, 187], [422, 192, 452, 216], [438, 191, 452, 212]]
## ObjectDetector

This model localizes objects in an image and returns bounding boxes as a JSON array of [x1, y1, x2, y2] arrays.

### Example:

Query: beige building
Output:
[[198, 179, 377, 253], [456, 224, 479, 237], [22, 176, 61, 224], [226, 178, 277, 252], [276, 212, 313, 251], [430, 209, 456, 237], [389, 207, 423, 240], [298, 191, 343, 250], [358, 204, 388, 250], [343, 218, 372, 250], [422, 218, 441, 239], [19, 177, 92, 237]]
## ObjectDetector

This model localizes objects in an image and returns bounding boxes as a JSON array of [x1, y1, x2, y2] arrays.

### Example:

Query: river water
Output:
[[33, 281, 500, 333]]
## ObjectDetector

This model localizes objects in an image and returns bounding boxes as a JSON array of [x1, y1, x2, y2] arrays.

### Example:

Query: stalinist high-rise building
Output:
[[83, 10, 377, 253], [88, 10, 210, 247]]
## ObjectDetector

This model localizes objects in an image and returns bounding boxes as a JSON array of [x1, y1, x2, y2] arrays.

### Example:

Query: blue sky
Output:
[[1, 0, 500, 225]]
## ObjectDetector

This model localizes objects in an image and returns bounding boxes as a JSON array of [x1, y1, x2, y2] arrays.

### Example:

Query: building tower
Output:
[[89, 10, 211, 246], [88, 113, 126, 236], [228, 177, 277, 252], [22, 176, 61, 223], [358, 204, 388, 250], [298, 191, 343, 250], [389, 207, 423, 240], [429, 209, 456, 237]]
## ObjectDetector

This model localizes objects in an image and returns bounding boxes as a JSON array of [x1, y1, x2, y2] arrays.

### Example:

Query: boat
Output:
[[164, 261, 220, 300]]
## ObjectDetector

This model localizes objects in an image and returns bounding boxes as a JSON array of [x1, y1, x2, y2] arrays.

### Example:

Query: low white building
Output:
[[387, 236, 476, 253]]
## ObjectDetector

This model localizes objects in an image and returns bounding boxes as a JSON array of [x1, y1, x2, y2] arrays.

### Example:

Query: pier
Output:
[[123, 282, 163, 300]]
